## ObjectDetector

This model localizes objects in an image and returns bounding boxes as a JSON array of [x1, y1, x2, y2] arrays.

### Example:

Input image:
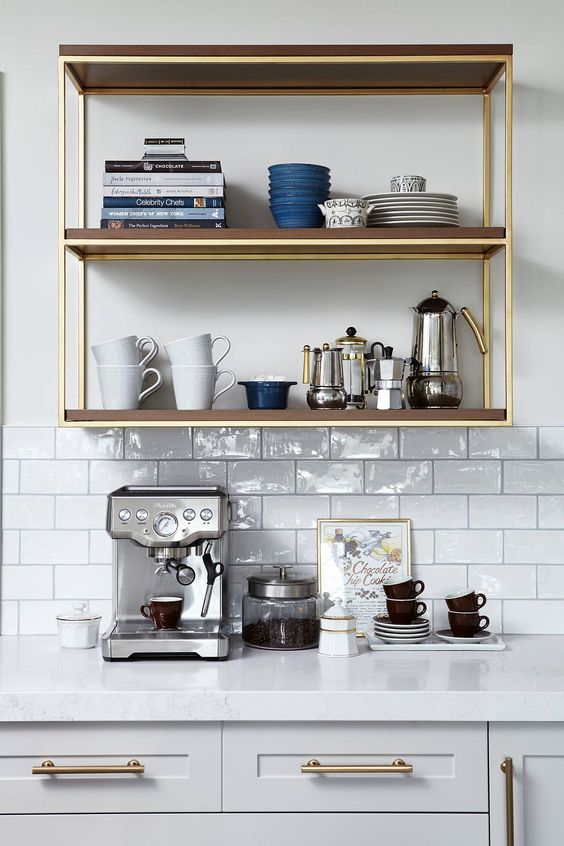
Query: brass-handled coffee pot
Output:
[[407, 289, 487, 409], [302, 344, 348, 410]]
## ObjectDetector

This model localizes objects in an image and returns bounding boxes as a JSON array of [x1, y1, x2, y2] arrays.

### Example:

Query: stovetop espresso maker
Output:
[[407, 290, 487, 409]]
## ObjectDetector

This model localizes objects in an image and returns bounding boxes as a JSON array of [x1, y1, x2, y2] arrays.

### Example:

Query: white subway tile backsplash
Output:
[[229, 460, 294, 493], [159, 460, 226, 486], [504, 461, 564, 493], [2, 460, 19, 493], [193, 427, 261, 459], [503, 600, 564, 634], [263, 495, 330, 529], [19, 601, 60, 635], [229, 530, 295, 565], [263, 428, 329, 459], [20, 460, 88, 494], [55, 565, 112, 599], [56, 496, 107, 529], [330, 495, 399, 518], [468, 564, 537, 598], [411, 564, 467, 598], [228, 566, 257, 621], [125, 428, 191, 460], [297, 530, 317, 564], [3, 428, 54, 459], [400, 496, 467, 529], [538, 496, 564, 528], [1, 601, 18, 635], [469, 495, 537, 528], [411, 530, 435, 564], [297, 461, 362, 494], [469, 427, 537, 459], [538, 566, 564, 599], [400, 428, 467, 459], [20, 530, 89, 565], [331, 428, 398, 459], [435, 530, 503, 563], [89, 460, 157, 494], [365, 461, 432, 494], [56, 428, 123, 460], [229, 497, 261, 530], [3, 495, 54, 529], [539, 428, 564, 458], [2, 566, 53, 600], [2, 531, 20, 564], [505, 530, 564, 564], [89, 530, 113, 564], [434, 461, 501, 494]]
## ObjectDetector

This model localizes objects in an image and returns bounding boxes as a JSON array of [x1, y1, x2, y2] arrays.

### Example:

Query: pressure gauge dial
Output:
[[200, 508, 213, 522], [153, 512, 178, 538]]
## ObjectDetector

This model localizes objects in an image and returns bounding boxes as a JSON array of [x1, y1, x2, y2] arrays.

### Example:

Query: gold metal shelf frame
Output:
[[58, 46, 513, 428]]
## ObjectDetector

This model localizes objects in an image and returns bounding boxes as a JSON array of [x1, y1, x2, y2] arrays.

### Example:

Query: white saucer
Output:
[[435, 629, 493, 644], [374, 616, 430, 630], [374, 633, 431, 644]]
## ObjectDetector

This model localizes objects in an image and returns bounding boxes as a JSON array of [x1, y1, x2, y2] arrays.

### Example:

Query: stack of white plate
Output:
[[373, 615, 431, 644], [362, 192, 459, 227]]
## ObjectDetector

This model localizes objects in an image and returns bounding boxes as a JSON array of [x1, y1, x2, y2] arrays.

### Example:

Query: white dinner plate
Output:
[[368, 204, 458, 212], [435, 628, 494, 644], [369, 215, 459, 222], [368, 220, 459, 227], [362, 191, 458, 201], [368, 209, 459, 217]]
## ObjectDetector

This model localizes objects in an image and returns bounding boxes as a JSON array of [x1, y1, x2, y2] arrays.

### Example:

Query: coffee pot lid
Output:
[[247, 566, 318, 599], [335, 326, 368, 346], [414, 289, 456, 315]]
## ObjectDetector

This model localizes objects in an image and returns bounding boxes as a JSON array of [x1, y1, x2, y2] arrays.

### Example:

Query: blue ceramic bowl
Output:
[[269, 175, 331, 187], [239, 381, 298, 409], [268, 163, 330, 175], [269, 194, 328, 205]]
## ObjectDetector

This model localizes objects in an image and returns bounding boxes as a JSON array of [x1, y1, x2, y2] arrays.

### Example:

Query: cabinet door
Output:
[[0, 813, 489, 844], [490, 722, 564, 846]]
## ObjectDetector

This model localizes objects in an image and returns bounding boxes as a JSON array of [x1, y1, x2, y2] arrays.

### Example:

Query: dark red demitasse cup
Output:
[[383, 575, 425, 600], [140, 596, 183, 630], [448, 610, 490, 638], [387, 597, 427, 624], [445, 589, 487, 612]]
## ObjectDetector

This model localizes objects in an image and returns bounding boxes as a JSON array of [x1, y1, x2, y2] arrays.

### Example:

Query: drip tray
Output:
[[102, 624, 230, 660]]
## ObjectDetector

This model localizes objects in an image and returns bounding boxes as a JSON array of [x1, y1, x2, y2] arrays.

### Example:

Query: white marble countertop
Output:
[[0, 635, 563, 722]]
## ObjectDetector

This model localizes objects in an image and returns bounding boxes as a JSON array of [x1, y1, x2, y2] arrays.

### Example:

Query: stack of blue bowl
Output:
[[268, 163, 331, 228]]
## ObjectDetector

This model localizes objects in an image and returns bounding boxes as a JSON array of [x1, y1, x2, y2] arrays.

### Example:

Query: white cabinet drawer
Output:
[[0, 722, 221, 814], [1, 813, 489, 845], [223, 721, 487, 812]]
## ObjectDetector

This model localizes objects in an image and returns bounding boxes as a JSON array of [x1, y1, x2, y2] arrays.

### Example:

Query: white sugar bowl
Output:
[[56, 603, 102, 649], [318, 600, 359, 657]]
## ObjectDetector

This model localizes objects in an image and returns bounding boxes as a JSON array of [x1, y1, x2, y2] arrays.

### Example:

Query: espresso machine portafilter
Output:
[[101, 486, 230, 661]]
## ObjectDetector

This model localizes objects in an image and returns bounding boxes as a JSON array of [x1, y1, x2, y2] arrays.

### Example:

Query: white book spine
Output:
[[104, 185, 224, 198], [103, 172, 224, 186]]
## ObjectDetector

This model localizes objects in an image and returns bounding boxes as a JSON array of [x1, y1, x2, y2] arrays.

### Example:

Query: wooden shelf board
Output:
[[65, 227, 506, 259], [65, 408, 507, 426], [60, 44, 512, 94]]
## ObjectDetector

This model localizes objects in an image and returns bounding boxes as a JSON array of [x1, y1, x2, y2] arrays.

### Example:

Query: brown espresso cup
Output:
[[383, 576, 425, 600], [140, 596, 183, 630], [448, 610, 490, 638], [386, 598, 427, 624], [445, 590, 487, 612]]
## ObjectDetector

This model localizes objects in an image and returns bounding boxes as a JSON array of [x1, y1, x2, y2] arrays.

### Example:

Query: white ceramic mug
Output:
[[171, 364, 236, 410], [97, 364, 163, 409], [165, 333, 231, 367], [92, 335, 158, 368]]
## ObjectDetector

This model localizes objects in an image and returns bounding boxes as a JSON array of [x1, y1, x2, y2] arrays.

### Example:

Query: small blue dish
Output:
[[239, 380, 298, 409]]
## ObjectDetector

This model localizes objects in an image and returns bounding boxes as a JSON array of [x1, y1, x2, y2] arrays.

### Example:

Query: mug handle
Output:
[[415, 601, 427, 618], [213, 369, 236, 403], [211, 335, 231, 367], [137, 336, 159, 368], [475, 593, 487, 608], [413, 580, 425, 596], [139, 367, 163, 405], [140, 604, 152, 620], [478, 615, 490, 631]]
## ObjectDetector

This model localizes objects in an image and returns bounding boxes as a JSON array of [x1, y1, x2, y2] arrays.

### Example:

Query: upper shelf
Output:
[[65, 227, 506, 260], [59, 44, 512, 95]]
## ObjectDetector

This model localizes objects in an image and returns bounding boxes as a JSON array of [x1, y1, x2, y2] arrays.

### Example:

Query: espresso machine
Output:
[[101, 485, 230, 661]]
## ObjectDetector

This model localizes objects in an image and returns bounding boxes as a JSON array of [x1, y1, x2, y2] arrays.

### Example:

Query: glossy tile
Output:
[[159, 460, 227, 486], [539, 496, 564, 528], [20, 530, 89, 565], [21, 460, 88, 495], [400, 495, 467, 529], [3, 495, 55, 529], [330, 495, 399, 518], [193, 427, 261, 459], [365, 460, 432, 494], [469, 427, 537, 459], [538, 566, 564, 599], [434, 461, 501, 494], [229, 530, 295, 565], [400, 427, 467, 459], [229, 497, 261, 529], [263, 427, 329, 459], [3, 427, 54, 459], [539, 428, 564, 458], [263, 495, 330, 529], [504, 461, 564, 494], [435, 530, 503, 564], [469, 495, 537, 528], [505, 530, 564, 564], [297, 461, 363, 494], [229, 460, 294, 494], [331, 428, 398, 459], [125, 427, 191, 459], [56, 428, 123, 459], [467, 565, 536, 598], [503, 600, 564, 634]]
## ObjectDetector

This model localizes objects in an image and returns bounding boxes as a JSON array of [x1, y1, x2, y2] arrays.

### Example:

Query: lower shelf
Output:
[[64, 408, 508, 427]]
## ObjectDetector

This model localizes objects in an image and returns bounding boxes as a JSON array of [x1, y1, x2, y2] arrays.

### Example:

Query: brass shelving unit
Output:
[[59, 44, 513, 428]]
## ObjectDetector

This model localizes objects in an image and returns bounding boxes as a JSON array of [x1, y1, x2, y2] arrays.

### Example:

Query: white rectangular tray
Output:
[[366, 632, 506, 651]]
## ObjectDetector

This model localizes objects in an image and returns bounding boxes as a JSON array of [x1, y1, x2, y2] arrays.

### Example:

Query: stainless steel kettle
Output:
[[302, 344, 348, 410], [407, 290, 487, 409]]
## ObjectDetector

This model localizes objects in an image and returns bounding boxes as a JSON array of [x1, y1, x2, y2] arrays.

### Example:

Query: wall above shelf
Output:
[[65, 227, 506, 261]]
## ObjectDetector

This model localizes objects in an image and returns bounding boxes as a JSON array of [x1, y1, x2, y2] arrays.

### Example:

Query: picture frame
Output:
[[317, 518, 412, 634]]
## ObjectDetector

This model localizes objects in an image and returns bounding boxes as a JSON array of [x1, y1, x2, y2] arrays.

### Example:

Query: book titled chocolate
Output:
[[105, 160, 222, 173]]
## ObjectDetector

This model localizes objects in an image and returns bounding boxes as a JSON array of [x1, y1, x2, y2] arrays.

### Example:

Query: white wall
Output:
[[0, 0, 562, 424]]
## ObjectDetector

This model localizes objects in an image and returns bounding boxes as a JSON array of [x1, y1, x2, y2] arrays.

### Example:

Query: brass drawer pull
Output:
[[32, 759, 144, 775], [301, 758, 413, 775], [500, 757, 515, 846]]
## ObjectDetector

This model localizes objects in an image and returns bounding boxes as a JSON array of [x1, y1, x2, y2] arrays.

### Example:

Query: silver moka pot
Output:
[[302, 344, 348, 410], [366, 343, 406, 410], [407, 290, 487, 409]]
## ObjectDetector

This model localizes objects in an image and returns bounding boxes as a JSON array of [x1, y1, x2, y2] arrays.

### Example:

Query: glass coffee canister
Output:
[[242, 566, 321, 650]]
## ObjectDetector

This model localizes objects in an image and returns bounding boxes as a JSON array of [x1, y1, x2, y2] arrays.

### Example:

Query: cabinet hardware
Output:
[[500, 757, 515, 846], [301, 758, 413, 774], [32, 759, 144, 775]]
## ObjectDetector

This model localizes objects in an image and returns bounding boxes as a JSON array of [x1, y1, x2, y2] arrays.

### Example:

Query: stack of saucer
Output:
[[373, 615, 431, 644], [362, 192, 459, 227]]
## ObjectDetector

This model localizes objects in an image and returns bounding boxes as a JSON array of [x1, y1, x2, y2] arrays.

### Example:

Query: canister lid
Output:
[[321, 599, 356, 623], [335, 326, 368, 346], [247, 566, 318, 599], [56, 602, 102, 622]]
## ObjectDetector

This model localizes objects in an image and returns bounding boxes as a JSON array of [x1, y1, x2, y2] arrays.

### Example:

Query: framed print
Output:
[[317, 518, 411, 634]]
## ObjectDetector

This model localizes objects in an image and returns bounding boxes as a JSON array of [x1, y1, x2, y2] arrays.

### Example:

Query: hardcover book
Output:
[[105, 160, 222, 173], [103, 196, 224, 208], [104, 185, 224, 198], [100, 219, 226, 229], [101, 208, 225, 220], [144, 137, 185, 145], [103, 172, 224, 187]]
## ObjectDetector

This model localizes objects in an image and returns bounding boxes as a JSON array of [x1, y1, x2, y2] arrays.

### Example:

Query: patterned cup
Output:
[[390, 175, 427, 193]]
